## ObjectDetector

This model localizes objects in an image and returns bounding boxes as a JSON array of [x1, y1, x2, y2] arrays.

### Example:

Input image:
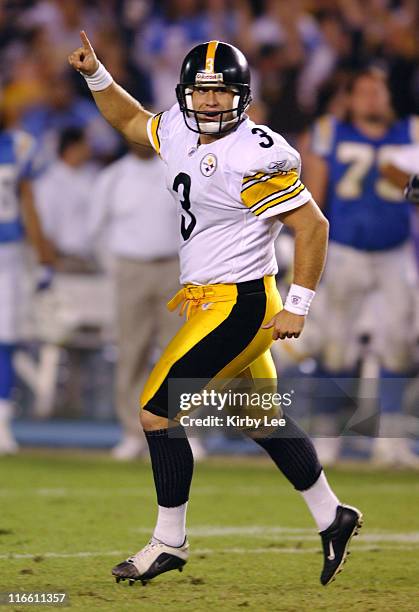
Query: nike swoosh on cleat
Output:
[[154, 559, 168, 572], [327, 541, 335, 561]]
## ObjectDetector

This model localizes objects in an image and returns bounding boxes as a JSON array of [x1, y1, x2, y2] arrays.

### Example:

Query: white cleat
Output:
[[112, 539, 189, 585], [392, 438, 419, 468], [313, 437, 343, 466], [188, 436, 207, 461], [111, 435, 147, 461], [371, 437, 419, 468]]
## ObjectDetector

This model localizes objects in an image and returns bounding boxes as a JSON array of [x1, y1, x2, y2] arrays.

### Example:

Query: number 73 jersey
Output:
[[311, 115, 419, 251], [147, 105, 312, 285]]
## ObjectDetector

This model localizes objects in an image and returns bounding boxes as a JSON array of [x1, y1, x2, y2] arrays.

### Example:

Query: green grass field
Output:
[[1, 452, 419, 611]]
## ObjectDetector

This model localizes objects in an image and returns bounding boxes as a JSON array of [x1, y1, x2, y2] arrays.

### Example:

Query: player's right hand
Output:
[[262, 309, 305, 340], [68, 30, 99, 76], [35, 265, 54, 292], [404, 174, 419, 204]]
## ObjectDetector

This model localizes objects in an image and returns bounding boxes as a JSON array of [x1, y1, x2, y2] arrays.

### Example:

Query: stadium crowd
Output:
[[1, 0, 418, 141], [0, 0, 418, 461]]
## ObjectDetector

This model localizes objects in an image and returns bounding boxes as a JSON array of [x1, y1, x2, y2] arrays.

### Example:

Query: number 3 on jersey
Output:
[[251, 127, 274, 148], [173, 172, 197, 240]]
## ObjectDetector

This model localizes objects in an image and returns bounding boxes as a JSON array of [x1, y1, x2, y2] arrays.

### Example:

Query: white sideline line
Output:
[[132, 526, 419, 543], [1, 483, 419, 497], [134, 526, 315, 536], [1, 544, 419, 561], [0, 488, 153, 498], [0, 487, 219, 497]]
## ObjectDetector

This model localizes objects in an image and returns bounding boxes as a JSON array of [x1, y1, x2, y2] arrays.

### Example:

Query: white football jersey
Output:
[[147, 105, 312, 285]]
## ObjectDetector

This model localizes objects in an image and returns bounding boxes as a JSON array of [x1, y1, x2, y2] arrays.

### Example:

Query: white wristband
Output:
[[83, 62, 113, 91], [284, 283, 316, 316]]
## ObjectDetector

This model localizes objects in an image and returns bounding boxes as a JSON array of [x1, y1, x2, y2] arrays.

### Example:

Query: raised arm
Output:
[[68, 31, 152, 147]]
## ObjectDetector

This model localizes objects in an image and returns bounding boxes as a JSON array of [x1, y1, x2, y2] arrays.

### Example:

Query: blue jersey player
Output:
[[306, 68, 419, 466], [0, 123, 54, 454]]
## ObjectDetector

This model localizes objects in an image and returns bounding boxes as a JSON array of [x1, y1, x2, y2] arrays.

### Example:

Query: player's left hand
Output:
[[262, 309, 305, 340], [404, 174, 419, 203], [36, 265, 54, 292], [68, 30, 99, 76]]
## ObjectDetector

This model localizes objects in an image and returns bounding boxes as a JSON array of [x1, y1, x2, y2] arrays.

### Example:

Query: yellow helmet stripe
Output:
[[205, 40, 219, 72]]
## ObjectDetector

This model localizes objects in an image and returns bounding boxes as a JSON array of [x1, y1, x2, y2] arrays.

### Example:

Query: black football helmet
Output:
[[176, 40, 252, 136]]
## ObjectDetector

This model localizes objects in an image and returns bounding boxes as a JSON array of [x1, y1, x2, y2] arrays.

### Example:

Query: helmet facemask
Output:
[[176, 81, 252, 136]]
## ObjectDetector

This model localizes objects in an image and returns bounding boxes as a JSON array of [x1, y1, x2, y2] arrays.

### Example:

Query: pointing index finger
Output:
[[80, 30, 93, 51]]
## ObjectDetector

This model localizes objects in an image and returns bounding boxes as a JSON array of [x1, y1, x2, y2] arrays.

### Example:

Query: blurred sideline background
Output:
[[1, 0, 418, 462]]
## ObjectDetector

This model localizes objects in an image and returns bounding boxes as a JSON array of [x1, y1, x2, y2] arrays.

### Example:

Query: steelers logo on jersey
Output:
[[200, 153, 218, 177]]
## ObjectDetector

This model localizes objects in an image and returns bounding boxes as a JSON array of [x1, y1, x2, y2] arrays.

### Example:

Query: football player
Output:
[[0, 122, 55, 454], [305, 68, 419, 466], [69, 33, 362, 586]]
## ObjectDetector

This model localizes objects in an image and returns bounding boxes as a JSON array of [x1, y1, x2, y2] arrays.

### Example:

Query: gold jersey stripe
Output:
[[205, 40, 219, 72], [252, 182, 304, 214], [241, 170, 300, 209], [241, 171, 297, 194], [150, 112, 163, 154], [250, 178, 301, 211], [254, 183, 306, 216]]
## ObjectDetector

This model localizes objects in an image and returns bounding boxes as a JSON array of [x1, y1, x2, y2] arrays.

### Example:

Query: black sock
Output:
[[253, 414, 322, 491], [145, 426, 194, 507]]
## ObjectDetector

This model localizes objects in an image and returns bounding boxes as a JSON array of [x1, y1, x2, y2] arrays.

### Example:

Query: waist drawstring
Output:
[[167, 284, 235, 318]]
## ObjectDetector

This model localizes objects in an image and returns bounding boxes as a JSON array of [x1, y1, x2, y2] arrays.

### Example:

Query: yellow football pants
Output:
[[140, 276, 282, 418]]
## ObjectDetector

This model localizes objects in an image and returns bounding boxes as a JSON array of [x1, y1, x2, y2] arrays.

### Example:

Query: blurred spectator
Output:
[[297, 13, 354, 116], [0, 2, 21, 62], [33, 127, 98, 270], [0, 114, 55, 455], [23, 0, 100, 67], [87, 145, 181, 460], [29, 127, 113, 423], [248, 1, 320, 139], [305, 68, 419, 466], [204, 0, 237, 43], [91, 26, 153, 107], [250, 0, 320, 51], [379, 17, 418, 117], [134, 0, 211, 109], [254, 42, 310, 141], [22, 76, 121, 168]]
